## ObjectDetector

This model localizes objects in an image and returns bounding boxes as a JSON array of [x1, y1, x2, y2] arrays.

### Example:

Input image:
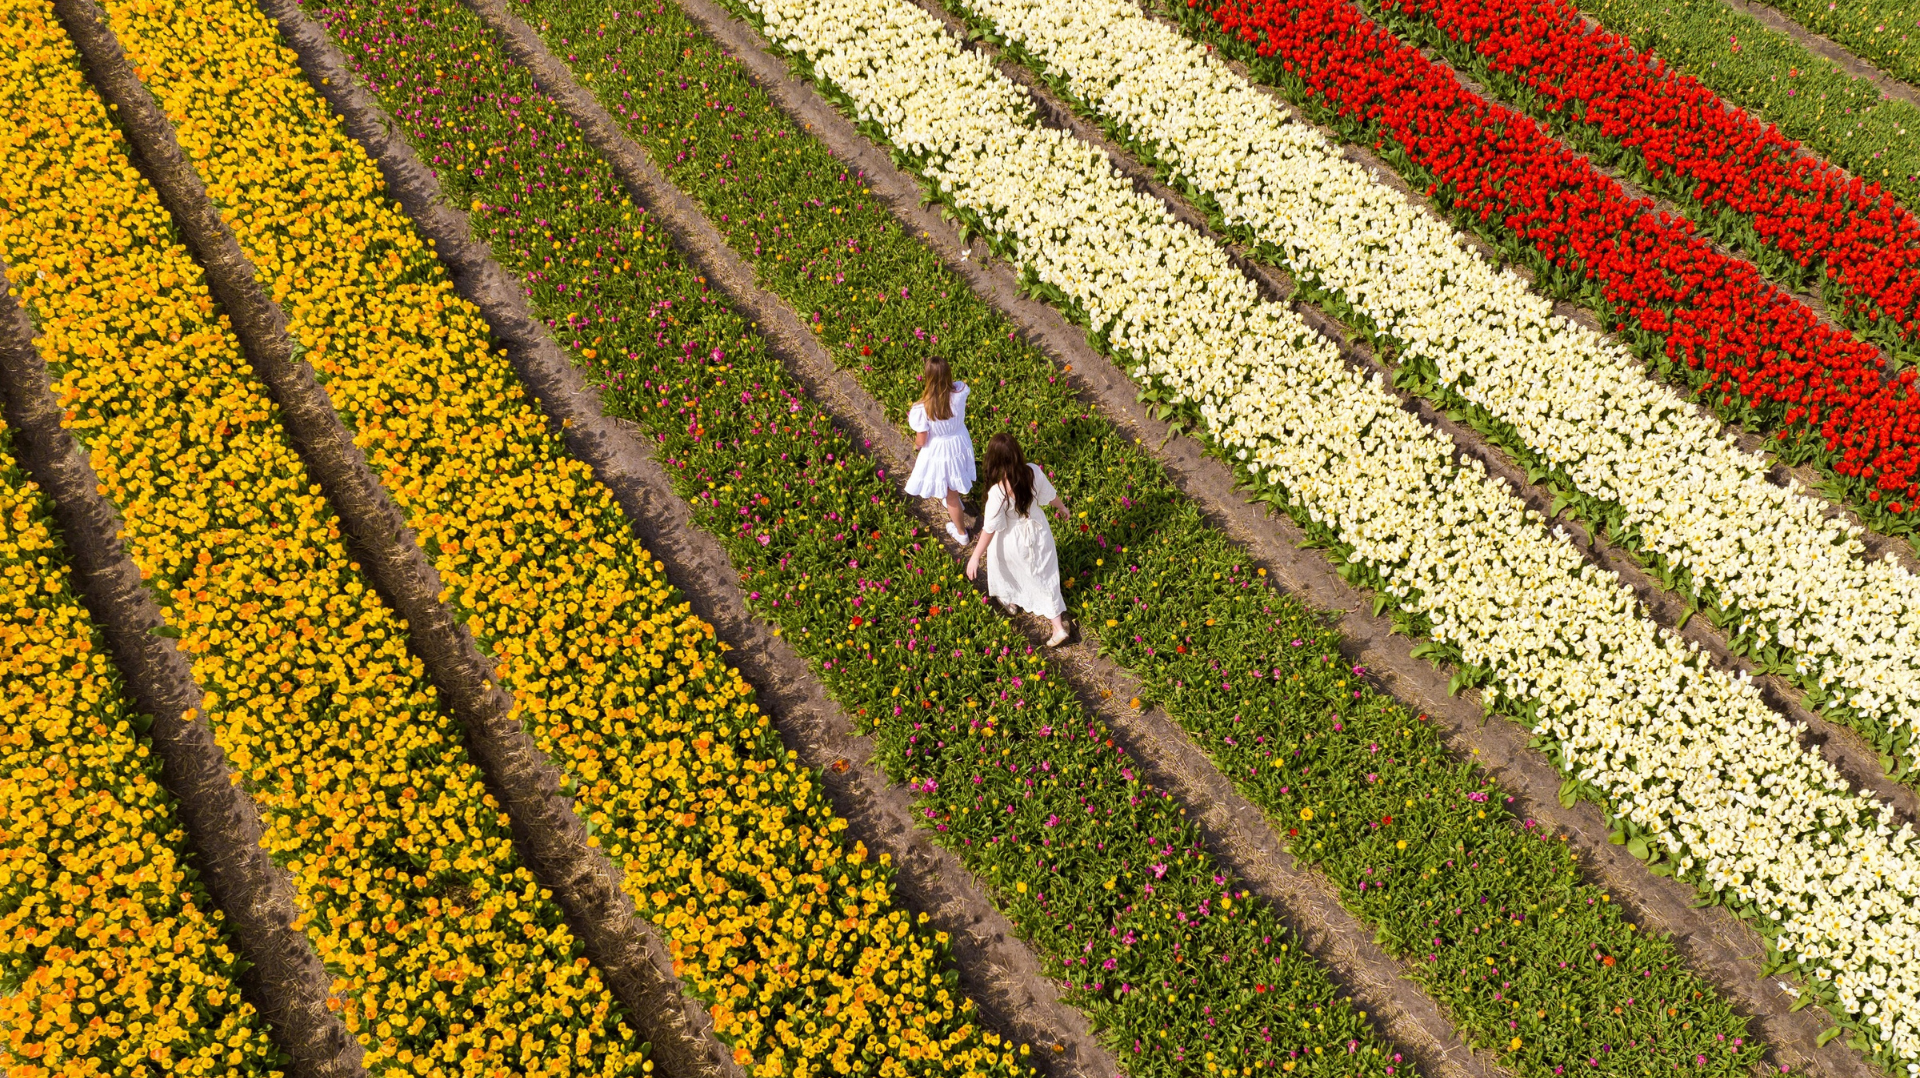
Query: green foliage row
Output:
[[325, 0, 1394, 1072], [520, 1, 1762, 1075], [1581, 0, 1920, 209]]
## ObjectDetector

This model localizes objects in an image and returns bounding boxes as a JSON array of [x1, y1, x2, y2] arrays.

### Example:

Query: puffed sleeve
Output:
[[1029, 463, 1057, 507], [908, 402, 930, 433], [982, 482, 1010, 534]]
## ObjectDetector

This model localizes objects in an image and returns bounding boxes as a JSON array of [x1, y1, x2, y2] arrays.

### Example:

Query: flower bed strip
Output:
[[312, 0, 1413, 1070], [1179, 0, 1920, 546], [0, 276, 356, 1076], [1572, 0, 1920, 213], [0, 427, 285, 1077], [1377, 0, 1920, 368], [644, 0, 1920, 1065], [4, 2, 649, 1069], [261, 0, 1104, 1066]]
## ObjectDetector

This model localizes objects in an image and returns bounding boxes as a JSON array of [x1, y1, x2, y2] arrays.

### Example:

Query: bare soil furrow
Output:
[[0, 266, 365, 1078], [267, 3, 1107, 1070], [619, 2, 1885, 1074], [473, 5, 1555, 1077], [50, 4, 729, 1073]]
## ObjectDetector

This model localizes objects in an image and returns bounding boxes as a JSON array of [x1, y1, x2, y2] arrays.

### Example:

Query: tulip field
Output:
[[3, 0, 1920, 1071]]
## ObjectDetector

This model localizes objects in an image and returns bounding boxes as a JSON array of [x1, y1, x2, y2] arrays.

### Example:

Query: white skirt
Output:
[[986, 512, 1064, 619], [905, 434, 976, 498]]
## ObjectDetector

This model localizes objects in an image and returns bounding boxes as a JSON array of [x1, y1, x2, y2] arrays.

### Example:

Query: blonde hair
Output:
[[917, 357, 955, 421]]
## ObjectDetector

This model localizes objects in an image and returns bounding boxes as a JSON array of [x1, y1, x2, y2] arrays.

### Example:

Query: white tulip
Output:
[[945, 0, 1920, 786], [729, 0, 1920, 1058]]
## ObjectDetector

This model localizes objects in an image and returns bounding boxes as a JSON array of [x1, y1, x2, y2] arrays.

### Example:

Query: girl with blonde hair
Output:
[[903, 356, 976, 544]]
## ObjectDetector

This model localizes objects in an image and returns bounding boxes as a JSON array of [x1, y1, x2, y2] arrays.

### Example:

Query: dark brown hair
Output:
[[918, 357, 956, 422], [983, 433, 1034, 517]]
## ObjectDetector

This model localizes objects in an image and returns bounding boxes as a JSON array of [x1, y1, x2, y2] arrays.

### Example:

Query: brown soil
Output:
[[477, 2, 1547, 1076], [0, 268, 364, 1078], [277, 0, 1112, 1071], [1162, 0, 1920, 576], [66, 1, 734, 1073], [626, 2, 1891, 1076], [945, 0, 1920, 827], [1726, 0, 1920, 110]]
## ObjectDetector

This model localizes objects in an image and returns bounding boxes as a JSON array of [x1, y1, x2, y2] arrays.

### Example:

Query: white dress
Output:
[[983, 464, 1065, 619], [904, 383, 976, 499]]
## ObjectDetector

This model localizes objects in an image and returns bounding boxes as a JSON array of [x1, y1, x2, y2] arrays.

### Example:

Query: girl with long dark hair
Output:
[[903, 356, 976, 543], [966, 433, 1072, 646]]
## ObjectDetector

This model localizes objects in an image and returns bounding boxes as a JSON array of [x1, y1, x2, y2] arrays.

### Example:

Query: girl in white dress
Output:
[[903, 357, 976, 544], [966, 433, 1072, 647]]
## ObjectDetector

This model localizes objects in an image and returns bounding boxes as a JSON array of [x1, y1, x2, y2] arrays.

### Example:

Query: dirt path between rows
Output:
[[277, 0, 1112, 1072], [62, 2, 731, 1073], [1160, 0, 1920, 580], [0, 269, 363, 1078], [474, 5, 1559, 1078], [623, 2, 1888, 1075], [925, 0, 1920, 825], [1726, 0, 1920, 111]]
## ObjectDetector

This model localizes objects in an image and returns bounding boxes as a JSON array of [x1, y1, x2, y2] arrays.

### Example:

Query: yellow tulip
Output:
[[0, 6, 638, 1073], [72, 0, 1030, 1069], [0, 424, 279, 1074]]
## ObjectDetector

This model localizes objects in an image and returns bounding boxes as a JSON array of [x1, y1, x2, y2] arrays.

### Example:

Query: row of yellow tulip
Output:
[[0, 422, 280, 1076], [98, 0, 1022, 1072], [0, 4, 650, 1073]]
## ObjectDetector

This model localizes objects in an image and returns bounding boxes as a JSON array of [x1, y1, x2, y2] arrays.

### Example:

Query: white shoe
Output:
[[946, 522, 969, 545], [1046, 623, 1070, 648]]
